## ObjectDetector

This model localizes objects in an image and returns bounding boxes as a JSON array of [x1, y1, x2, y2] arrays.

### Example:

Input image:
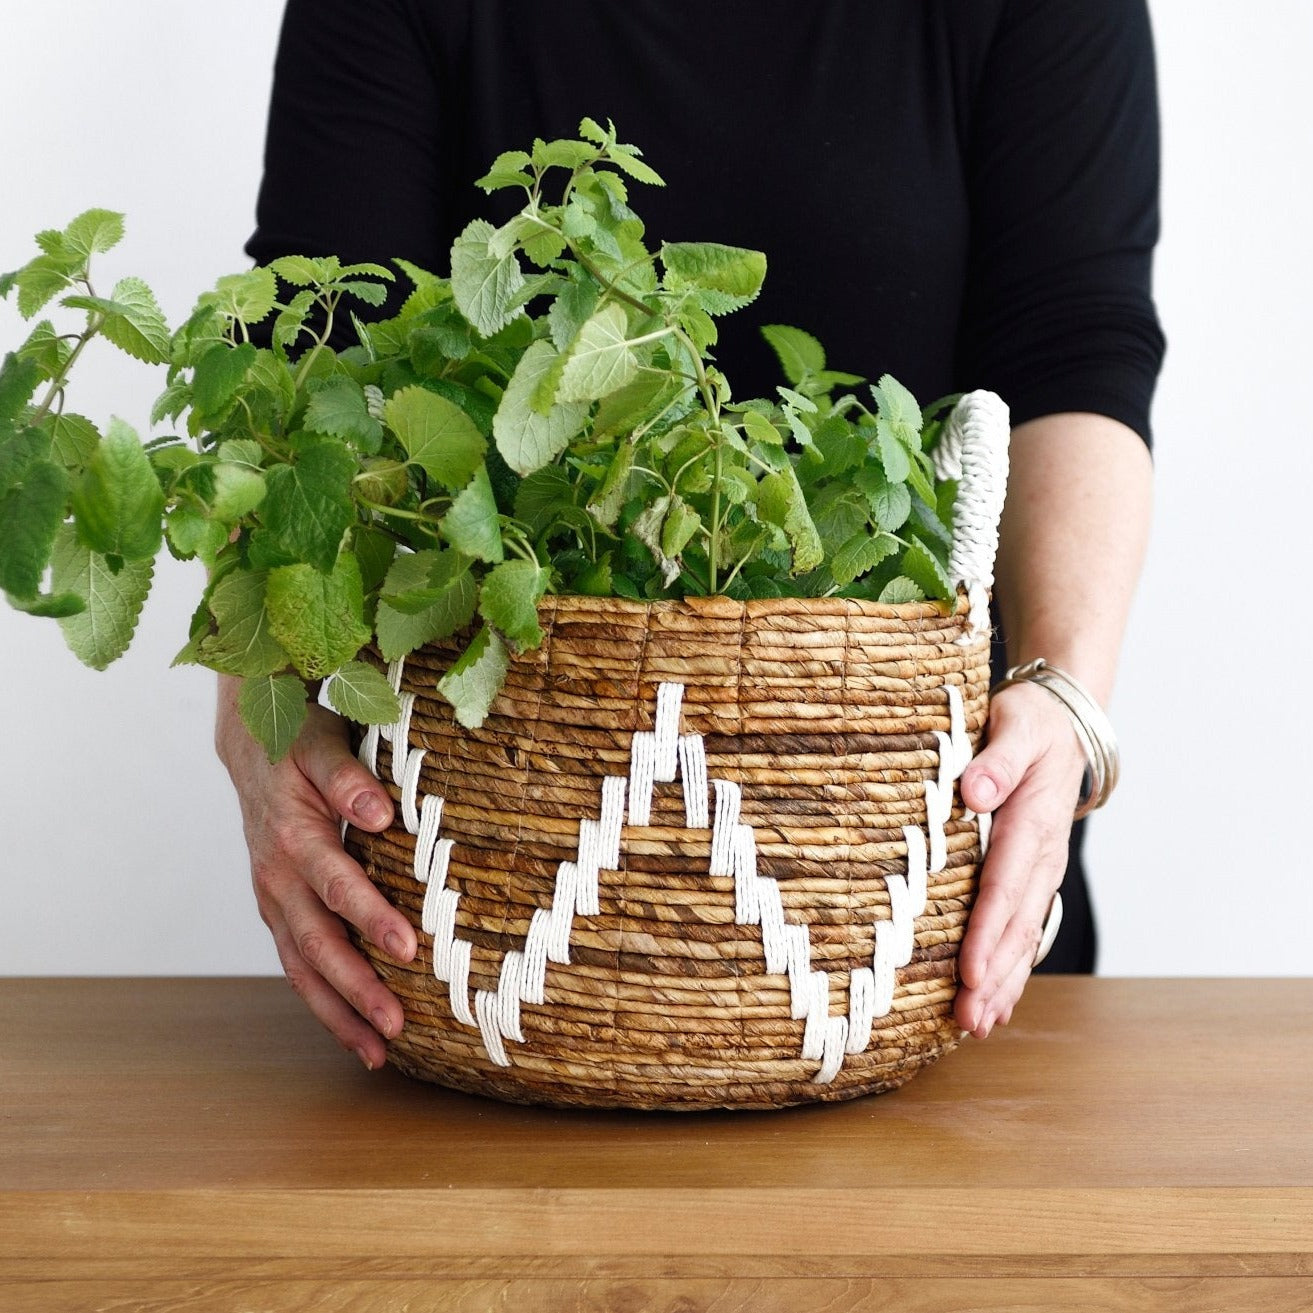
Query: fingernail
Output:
[[355, 1047, 376, 1071], [384, 931, 409, 961], [353, 793, 389, 827], [370, 1008, 393, 1038], [974, 776, 998, 806]]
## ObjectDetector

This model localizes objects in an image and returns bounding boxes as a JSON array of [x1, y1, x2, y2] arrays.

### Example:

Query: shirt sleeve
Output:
[[245, 0, 461, 327], [956, 0, 1167, 445]]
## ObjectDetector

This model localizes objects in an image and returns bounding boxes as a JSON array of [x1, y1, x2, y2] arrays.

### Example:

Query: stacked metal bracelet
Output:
[[992, 658, 1121, 820]]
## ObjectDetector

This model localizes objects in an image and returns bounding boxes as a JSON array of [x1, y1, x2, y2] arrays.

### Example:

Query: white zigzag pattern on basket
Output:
[[351, 663, 981, 1084]]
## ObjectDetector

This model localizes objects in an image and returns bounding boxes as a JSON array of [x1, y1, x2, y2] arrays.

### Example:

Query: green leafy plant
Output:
[[1, 118, 961, 760]]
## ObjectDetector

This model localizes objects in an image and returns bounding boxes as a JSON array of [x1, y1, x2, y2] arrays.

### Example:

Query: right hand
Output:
[[215, 676, 416, 1070]]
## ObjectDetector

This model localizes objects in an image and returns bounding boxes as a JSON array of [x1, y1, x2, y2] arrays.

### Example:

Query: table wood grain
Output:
[[2, 977, 1310, 1311]]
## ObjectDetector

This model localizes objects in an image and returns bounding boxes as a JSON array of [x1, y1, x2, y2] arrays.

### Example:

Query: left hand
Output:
[[954, 681, 1087, 1038]]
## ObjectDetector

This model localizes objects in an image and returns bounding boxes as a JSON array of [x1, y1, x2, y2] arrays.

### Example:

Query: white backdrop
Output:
[[2, 1, 1310, 978]]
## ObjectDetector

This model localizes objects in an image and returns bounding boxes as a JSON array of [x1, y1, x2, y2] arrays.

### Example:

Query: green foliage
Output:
[[0, 120, 971, 758]]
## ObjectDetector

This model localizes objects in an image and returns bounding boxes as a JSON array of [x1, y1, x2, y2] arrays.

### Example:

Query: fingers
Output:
[[954, 684, 1085, 1038], [293, 705, 396, 833]]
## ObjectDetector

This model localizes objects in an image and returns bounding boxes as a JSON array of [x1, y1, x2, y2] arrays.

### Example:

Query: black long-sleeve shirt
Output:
[[248, 0, 1165, 443]]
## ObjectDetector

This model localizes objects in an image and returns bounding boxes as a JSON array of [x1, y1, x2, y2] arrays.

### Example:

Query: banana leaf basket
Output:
[[342, 391, 1010, 1110]]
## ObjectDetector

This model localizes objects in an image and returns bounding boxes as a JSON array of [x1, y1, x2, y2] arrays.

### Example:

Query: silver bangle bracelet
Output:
[[991, 658, 1121, 820]]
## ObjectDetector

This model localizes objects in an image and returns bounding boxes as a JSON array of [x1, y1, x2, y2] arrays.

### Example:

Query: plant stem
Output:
[[29, 312, 105, 426], [709, 441, 723, 593]]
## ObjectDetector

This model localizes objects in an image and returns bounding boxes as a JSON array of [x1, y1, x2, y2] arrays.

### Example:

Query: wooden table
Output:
[[2, 978, 1310, 1311]]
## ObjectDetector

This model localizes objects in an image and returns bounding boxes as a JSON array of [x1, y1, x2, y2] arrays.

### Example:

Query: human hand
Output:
[[954, 681, 1087, 1038], [215, 678, 416, 1070]]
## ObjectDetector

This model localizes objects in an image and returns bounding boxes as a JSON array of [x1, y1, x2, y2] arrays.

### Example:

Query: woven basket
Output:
[[342, 391, 1010, 1110]]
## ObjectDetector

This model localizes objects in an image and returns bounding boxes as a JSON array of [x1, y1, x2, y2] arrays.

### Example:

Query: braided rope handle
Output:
[[931, 390, 1011, 640]]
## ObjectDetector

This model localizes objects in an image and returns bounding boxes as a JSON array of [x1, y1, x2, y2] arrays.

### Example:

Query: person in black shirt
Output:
[[216, 0, 1164, 1071]]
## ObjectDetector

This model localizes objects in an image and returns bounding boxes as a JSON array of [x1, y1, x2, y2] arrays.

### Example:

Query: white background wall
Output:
[[1, 1, 1310, 978]]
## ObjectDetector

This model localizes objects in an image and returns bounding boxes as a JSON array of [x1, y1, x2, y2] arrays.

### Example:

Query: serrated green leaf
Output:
[[0, 351, 43, 423], [878, 575, 925, 605], [741, 409, 784, 447], [63, 209, 125, 259], [265, 553, 370, 680], [830, 532, 900, 586], [272, 287, 317, 349], [0, 459, 68, 597], [97, 278, 172, 364], [40, 413, 98, 470], [189, 341, 256, 423], [210, 463, 267, 521], [493, 340, 589, 475], [384, 385, 486, 491], [197, 569, 289, 677], [578, 118, 609, 146], [548, 274, 600, 352], [70, 419, 164, 561], [440, 466, 504, 563], [556, 302, 640, 403], [591, 371, 688, 441], [760, 324, 825, 386], [858, 471, 912, 532], [901, 538, 954, 601], [212, 268, 278, 325], [661, 242, 766, 311], [474, 150, 534, 193], [755, 468, 823, 575], [607, 145, 665, 187], [584, 441, 635, 529], [259, 437, 356, 574], [326, 660, 402, 724], [166, 504, 228, 564], [0, 425, 51, 494], [875, 418, 912, 483], [376, 553, 477, 661], [150, 379, 192, 428], [50, 523, 153, 668], [532, 137, 595, 171], [513, 465, 575, 536], [268, 255, 337, 287], [17, 318, 73, 377], [16, 257, 75, 318], [478, 559, 549, 649], [438, 624, 510, 728], [872, 374, 922, 443], [237, 674, 308, 762], [305, 377, 383, 450], [450, 218, 525, 337]]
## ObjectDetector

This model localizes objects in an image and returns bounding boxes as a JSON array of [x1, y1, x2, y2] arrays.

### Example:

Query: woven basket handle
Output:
[[931, 390, 1011, 638]]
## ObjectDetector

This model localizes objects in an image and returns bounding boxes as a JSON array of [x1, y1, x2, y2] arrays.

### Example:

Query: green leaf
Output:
[[532, 137, 595, 171], [269, 255, 338, 287], [63, 209, 125, 259], [5, 587, 84, 618], [901, 538, 954, 600], [478, 559, 549, 649], [660, 495, 701, 559], [741, 409, 784, 447], [50, 523, 154, 669], [661, 242, 766, 311], [0, 351, 42, 424], [197, 569, 290, 677], [237, 674, 308, 763], [474, 150, 534, 193], [166, 505, 228, 564], [70, 419, 164, 561], [0, 459, 68, 597], [830, 532, 900, 586], [305, 377, 383, 450], [42, 413, 99, 470], [210, 463, 267, 521], [265, 553, 370, 680], [875, 418, 912, 483], [872, 374, 923, 444], [190, 341, 256, 423], [150, 380, 192, 428], [14, 258, 74, 319], [855, 468, 912, 532], [440, 466, 504, 563], [760, 324, 826, 386], [17, 318, 73, 377], [437, 624, 510, 728], [492, 340, 589, 475], [376, 553, 477, 661], [607, 144, 665, 187], [326, 660, 402, 724], [212, 268, 278, 325], [384, 385, 486, 491], [585, 441, 635, 529], [272, 287, 317, 348], [0, 425, 52, 495], [97, 278, 172, 364], [878, 575, 925, 605], [548, 274, 600, 352], [556, 302, 640, 403], [755, 468, 823, 575], [450, 218, 525, 338], [259, 438, 356, 574]]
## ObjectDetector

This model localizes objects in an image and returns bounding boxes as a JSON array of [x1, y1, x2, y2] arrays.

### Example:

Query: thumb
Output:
[[293, 707, 395, 832], [959, 686, 1042, 814]]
